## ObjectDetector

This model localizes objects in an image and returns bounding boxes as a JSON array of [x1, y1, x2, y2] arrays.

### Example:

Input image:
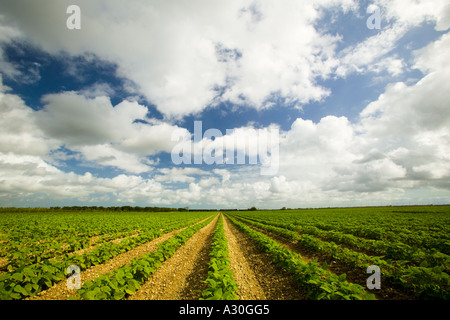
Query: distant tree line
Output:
[[0, 206, 183, 213], [49, 206, 182, 212], [0, 205, 299, 213]]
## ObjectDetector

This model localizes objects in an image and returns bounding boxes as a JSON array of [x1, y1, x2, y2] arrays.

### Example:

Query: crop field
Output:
[[0, 206, 448, 301]]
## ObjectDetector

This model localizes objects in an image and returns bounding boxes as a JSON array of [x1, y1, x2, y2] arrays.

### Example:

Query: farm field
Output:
[[0, 206, 448, 300]]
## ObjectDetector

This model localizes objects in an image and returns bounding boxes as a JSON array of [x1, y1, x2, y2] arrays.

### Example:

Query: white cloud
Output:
[[274, 32, 450, 200], [1, 0, 448, 120], [336, 23, 409, 77], [0, 1, 449, 207], [335, 0, 450, 78], [0, 0, 358, 118], [154, 167, 210, 184], [77, 144, 150, 174], [36, 93, 146, 146], [34, 91, 189, 173], [0, 76, 58, 155], [377, 0, 450, 31], [0, 18, 23, 79]]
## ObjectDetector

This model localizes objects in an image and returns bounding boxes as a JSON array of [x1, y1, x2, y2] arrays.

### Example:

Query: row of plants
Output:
[[0, 211, 204, 271], [231, 215, 450, 299], [1, 211, 211, 272], [76, 216, 216, 300], [233, 207, 449, 253], [0, 213, 212, 300], [200, 214, 238, 300], [310, 221, 449, 254], [3, 226, 164, 272], [235, 214, 449, 269], [226, 215, 376, 300]]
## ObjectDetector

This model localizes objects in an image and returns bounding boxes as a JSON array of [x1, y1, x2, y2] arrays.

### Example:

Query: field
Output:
[[0, 206, 448, 301]]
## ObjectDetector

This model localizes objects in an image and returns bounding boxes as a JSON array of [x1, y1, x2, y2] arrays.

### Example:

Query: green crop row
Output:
[[226, 215, 375, 300], [232, 215, 450, 300], [76, 215, 216, 300], [236, 214, 449, 269], [0, 214, 211, 300], [231, 208, 449, 254], [1, 211, 207, 272], [200, 214, 238, 300]]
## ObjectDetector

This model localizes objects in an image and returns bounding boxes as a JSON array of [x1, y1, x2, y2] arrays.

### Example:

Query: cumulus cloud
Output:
[[356, 32, 450, 187], [154, 167, 211, 184], [0, 76, 59, 155], [377, 0, 450, 31], [1, 0, 449, 120], [0, 0, 359, 118], [271, 31, 450, 201], [336, 0, 450, 77], [0, 1, 449, 207], [34, 90, 189, 173]]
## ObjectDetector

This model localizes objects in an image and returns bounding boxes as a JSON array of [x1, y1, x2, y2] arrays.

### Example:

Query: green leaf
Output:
[[23, 267, 35, 277], [13, 284, 28, 296], [114, 291, 125, 300], [24, 283, 33, 294], [11, 272, 24, 281], [10, 292, 22, 300], [44, 279, 53, 288], [320, 285, 333, 293], [205, 278, 217, 288], [213, 288, 223, 300], [83, 290, 97, 300], [13, 284, 23, 293]]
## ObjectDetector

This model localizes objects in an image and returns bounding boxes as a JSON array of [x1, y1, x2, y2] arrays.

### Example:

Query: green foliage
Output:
[[0, 210, 213, 300], [76, 216, 214, 300], [200, 215, 238, 300], [226, 215, 376, 300], [226, 207, 450, 300], [1, 206, 448, 300]]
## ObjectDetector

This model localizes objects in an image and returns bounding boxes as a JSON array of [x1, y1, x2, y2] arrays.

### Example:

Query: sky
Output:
[[0, 0, 449, 209]]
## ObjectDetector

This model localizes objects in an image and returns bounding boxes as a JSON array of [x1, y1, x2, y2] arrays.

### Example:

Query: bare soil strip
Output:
[[28, 218, 211, 300], [129, 215, 219, 300], [223, 216, 306, 300], [0, 257, 8, 272], [67, 232, 140, 257]]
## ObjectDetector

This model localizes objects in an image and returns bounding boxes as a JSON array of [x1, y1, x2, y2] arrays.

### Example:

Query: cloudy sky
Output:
[[0, 0, 449, 208]]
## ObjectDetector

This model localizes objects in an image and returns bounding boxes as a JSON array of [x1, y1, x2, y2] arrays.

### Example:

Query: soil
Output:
[[129, 215, 219, 300], [25, 213, 413, 301], [28, 218, 210, 300], [222, 216, 306, 300], [235, 218, 415, 300]]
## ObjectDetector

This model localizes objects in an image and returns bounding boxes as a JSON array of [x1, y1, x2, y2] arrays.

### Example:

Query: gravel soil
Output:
[[239, 219, 414, 300], [28, 218, 209, 300], [223, 215, 306, 300], [129, 215, 219, 300]]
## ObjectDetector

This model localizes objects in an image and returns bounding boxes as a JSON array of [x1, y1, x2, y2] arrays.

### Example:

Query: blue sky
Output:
[[0, 0, 449, 208]]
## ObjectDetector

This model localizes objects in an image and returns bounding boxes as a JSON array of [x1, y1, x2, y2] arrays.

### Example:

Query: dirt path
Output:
[[28, 218, 211, 300], [223, 216, 306, 300], [129, 215, 219, 300]]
